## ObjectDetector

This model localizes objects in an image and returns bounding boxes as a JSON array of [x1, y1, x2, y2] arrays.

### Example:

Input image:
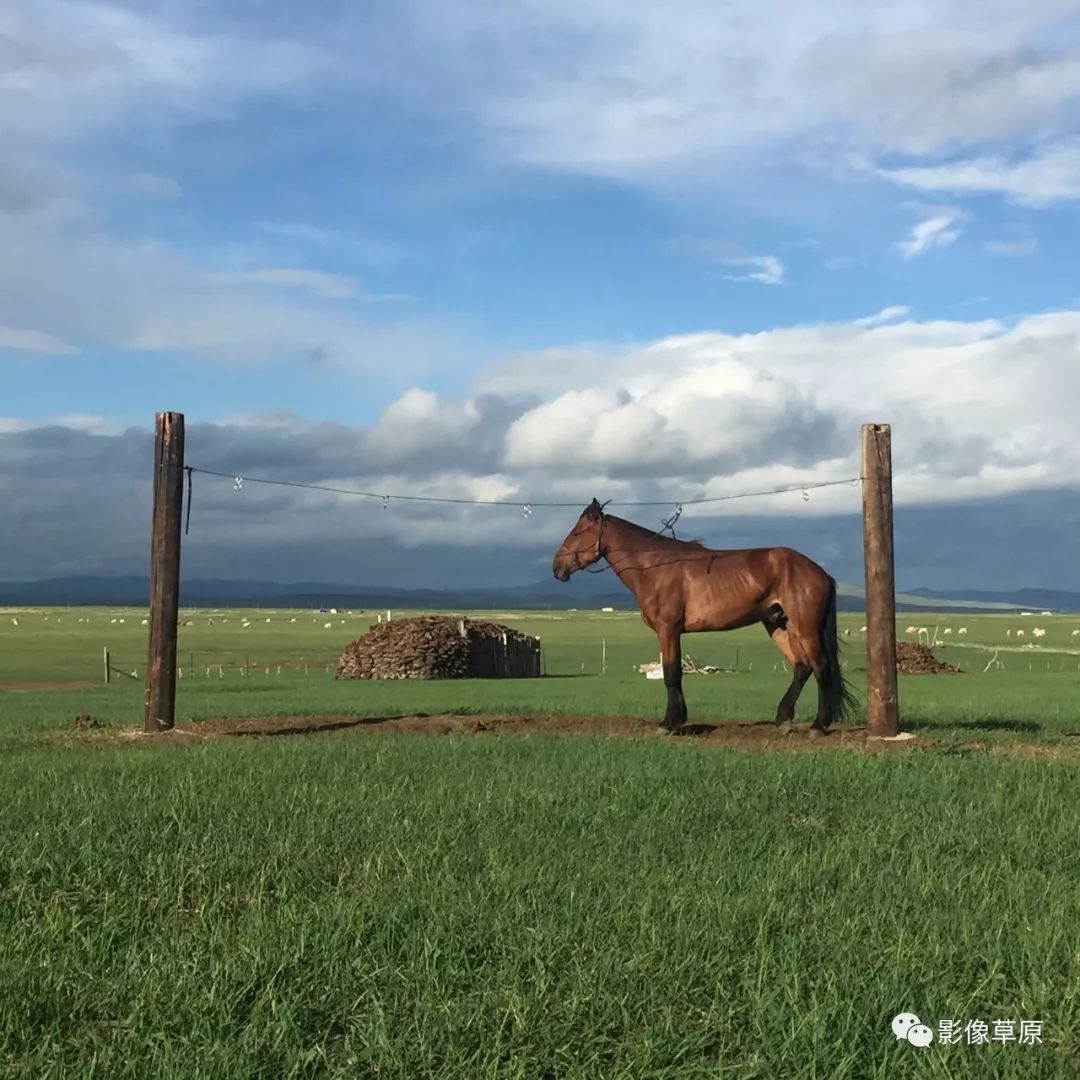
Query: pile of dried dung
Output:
[[896, 642, 963, 674]]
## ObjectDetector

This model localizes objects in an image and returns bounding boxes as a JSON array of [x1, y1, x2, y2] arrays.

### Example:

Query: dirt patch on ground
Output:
[[896, 642, 964, 675], [101, 711, 929, 755]]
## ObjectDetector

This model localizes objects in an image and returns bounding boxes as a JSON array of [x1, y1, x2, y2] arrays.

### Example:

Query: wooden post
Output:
[[103, 646, 110, 684], [144, 412, 185, 732], [861, 423, 899, 736]]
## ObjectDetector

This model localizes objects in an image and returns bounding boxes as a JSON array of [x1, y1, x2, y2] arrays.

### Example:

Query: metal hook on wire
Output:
[[660, 503, 683, 536]]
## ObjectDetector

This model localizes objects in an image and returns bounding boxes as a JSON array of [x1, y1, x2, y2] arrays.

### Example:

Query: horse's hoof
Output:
[[777, 720, 792, 735], [809, 725, 827, 738]]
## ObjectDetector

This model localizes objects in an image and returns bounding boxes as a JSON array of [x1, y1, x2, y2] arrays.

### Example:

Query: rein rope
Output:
[[584, 508, 610, 572], [582, 501, 681, 574]]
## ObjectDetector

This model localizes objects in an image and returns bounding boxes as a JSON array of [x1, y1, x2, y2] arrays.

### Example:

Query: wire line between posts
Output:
[[178, 465, 865, 517]]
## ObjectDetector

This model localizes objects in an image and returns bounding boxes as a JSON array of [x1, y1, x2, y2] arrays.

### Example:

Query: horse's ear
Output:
[[584, 497, 601, 520]]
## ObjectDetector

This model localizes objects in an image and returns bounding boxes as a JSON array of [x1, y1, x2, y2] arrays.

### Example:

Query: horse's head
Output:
[[552, 498, 608, 581]]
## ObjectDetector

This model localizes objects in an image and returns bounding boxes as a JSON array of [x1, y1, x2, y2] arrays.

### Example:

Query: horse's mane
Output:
[[604, 513, 707, 550]]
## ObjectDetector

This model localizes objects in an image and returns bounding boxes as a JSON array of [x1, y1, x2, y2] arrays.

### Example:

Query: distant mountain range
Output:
[[2, 575, 1079, 612]]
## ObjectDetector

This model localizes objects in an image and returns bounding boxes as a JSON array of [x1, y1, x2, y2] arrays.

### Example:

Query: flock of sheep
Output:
[[8, 611, 1080, 643], [7, 610, 362, 630]]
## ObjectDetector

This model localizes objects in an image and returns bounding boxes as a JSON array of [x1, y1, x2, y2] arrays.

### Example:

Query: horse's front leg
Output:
[[657, 626, 687, 734]]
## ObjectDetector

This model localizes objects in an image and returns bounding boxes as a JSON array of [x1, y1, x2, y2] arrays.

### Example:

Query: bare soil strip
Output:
[[105, 712, 924, 753]]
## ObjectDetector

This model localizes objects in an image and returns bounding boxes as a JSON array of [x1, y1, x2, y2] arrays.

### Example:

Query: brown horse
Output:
[[551, 498, 858, 734]]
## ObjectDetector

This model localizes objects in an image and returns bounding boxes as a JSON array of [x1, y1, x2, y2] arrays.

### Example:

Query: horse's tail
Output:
[[819, 576, 859, 726]]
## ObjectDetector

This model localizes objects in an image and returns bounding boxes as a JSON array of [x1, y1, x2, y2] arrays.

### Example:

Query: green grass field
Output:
[[3, 606, 1080, 1077]]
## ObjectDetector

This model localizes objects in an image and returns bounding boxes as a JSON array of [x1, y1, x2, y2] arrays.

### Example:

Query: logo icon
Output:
[[892, 1013, 935, 1047]]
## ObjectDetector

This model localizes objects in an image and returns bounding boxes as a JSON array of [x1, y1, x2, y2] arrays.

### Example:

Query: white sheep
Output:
[[1033, 627, 1047, 638], [10, 618, 17, 626], [859, 625, 867, 633], [1016, 629, 1025, 638], [943, 628, 953, 635], [323, 621, 333, 629], [958, 627, 967, 635]]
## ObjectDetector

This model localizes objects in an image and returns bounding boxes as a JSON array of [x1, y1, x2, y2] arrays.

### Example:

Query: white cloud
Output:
[[987, 237, 1039, 256], [880, 139, 1080, 205], [894, 207, 966, 258], [318, 0, 1080, 197], [0, 322, 76, 354], [366, 389, 482, 458], [0, 180, 463, 375], [205, 268, 409, 302], [669, 239, 785, 284], [467, 307, 1080, 512], [0, 0, 323, 144], [255, 222, 417, 269], [854, 306, 911, 327], [7, 306, 1080, 568], [13, 2, 1073, 208], [0, 413, 120, 435], [2, 0, 1076, 249], [722, 255, 785, 285]]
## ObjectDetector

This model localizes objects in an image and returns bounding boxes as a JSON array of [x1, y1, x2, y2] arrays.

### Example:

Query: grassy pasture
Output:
[[2, 606, 1080, 1077]]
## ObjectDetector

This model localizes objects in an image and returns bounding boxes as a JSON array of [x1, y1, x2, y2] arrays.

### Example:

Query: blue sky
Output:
[[3, 0, 1080, 587]]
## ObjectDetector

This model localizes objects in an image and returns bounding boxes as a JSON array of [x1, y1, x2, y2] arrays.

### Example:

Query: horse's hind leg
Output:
[[776, 662, 812, 733], [766, 622, 811, 733]]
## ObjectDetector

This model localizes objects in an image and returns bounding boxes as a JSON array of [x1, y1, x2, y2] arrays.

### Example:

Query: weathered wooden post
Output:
[[861, 423, 900, 736], [144, 411, 185, 732]]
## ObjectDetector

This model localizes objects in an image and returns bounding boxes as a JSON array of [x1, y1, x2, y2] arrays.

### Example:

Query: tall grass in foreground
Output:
[[3, 734, 1079, 1078]]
